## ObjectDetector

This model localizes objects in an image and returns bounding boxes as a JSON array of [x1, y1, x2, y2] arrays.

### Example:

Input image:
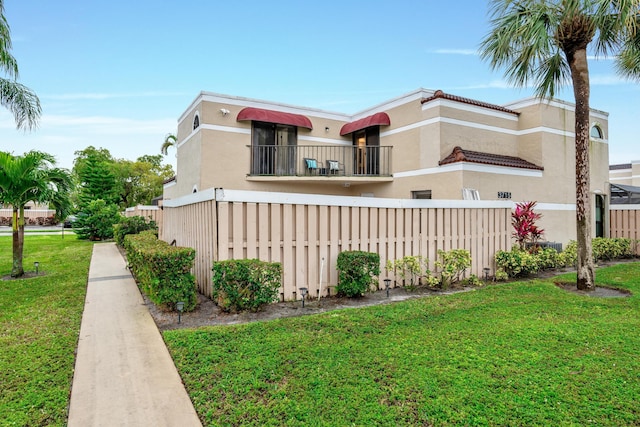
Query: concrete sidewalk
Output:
[[67, 243, 202, 427]]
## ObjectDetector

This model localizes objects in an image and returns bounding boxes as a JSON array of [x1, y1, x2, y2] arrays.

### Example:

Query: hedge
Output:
[[212, 259, 282, 312], [123, 231, 197, 311]]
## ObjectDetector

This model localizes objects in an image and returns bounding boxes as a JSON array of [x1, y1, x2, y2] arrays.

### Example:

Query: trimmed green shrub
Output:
[[385, 255, 429, 289], [559, 241, 577, 268], [494, 248, 540, 278], [73, 199, 121, 240], [124, 231, 197, 311], [592, 237, 633, 261], [535, 247, 562, 270], [336, 251, 381, 297], [435, 249, 472, 289], [114, 215, 158, 247], [212, 259, 282, 312]]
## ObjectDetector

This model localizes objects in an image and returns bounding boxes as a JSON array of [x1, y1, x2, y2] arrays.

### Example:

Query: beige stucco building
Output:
[[164, 88, 610, 245]]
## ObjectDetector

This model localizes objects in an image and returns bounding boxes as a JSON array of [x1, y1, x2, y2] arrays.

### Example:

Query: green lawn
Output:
[[0, 235, 93, 426], [165, 263, 640, 426]]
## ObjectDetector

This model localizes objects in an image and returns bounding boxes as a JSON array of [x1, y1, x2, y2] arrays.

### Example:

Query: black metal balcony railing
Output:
[[248, 145, 392, 177]]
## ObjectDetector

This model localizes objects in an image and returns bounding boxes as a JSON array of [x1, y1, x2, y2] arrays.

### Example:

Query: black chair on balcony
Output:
[[326, 160, 343, 176], [304, 158, 319, 175]]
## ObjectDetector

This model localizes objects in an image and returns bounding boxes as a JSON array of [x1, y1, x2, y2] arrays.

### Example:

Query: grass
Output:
[[165, 263, 640, 426], [0, 235, 93, 426]]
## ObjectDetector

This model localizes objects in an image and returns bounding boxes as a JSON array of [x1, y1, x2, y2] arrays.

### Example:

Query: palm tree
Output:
[[0, 0, 41, 130], [0, 151, 72, 277], [480, 0, 640, 290], [161, 133, 177, 156]]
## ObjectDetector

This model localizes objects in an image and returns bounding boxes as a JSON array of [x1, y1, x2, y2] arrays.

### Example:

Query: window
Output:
[[352, 127, 380, 175], [462, 188, 480, 200], [193, 112, 200, 130], [251, 121, 297, 175], [590, 124, 603, 139], [411, 190, 432, 199]]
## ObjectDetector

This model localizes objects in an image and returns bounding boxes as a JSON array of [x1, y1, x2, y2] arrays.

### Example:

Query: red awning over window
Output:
[[236, 107, 313, 130], [340, 112, 390, 136]]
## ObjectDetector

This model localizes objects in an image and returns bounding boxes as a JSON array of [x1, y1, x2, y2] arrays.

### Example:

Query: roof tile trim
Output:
[[421, 89, 520, 115], [439, 146, 544, 170]]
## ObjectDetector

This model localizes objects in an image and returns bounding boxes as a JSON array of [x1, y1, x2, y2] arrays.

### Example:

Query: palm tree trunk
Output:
[[569, 47, 595, 290], [11, 206, 24, 277]]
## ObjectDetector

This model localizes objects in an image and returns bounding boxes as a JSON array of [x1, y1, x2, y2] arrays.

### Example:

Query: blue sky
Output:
[[2, 0, 637, 170]]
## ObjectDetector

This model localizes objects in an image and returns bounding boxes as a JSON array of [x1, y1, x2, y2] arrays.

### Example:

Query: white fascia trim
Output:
[[177, 124, 251, 149], [159, 188, 577, 211], [505, 97, 609, 120], [610, 204, 640, 210], [609, 176, 633, 181], [609, 169, 631, 174], [200, 93, 350, 122], [135, 205, 159, 210], [349, 89, 434, 119], [163, 188, 216, 207], [179, 89, 437, 125], [394, 162, 543, 178], [380, 116, 574, 139], [421, 98, 518, 122], [211, 188, 514, 209], [163, 180, 177, 189]]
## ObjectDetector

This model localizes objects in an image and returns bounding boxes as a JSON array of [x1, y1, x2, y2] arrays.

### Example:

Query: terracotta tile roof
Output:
[[421, 90, 520, 115], [609, 163, 632, 170], [439, 146, 544, 170]]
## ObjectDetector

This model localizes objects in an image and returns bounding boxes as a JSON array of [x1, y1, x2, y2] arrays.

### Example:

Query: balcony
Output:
[[247, 145, 393, 185]]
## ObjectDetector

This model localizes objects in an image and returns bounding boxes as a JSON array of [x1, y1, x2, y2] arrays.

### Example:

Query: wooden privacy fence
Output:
[[163, 189, 512, 301], [610, 205, 640, 254]]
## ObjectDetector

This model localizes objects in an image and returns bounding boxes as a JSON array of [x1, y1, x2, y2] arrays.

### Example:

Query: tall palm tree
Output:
[[161, 133, 177, 156], [0, 0, 41, 131], [0, 151, 72, 277], [480, 0, 640, 290]]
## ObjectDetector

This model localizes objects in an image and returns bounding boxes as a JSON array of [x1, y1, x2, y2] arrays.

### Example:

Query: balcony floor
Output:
[[246, 175, 394, 186]]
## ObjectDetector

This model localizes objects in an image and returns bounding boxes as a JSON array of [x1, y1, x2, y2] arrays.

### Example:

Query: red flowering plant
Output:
[[512, 201, 544, 250]]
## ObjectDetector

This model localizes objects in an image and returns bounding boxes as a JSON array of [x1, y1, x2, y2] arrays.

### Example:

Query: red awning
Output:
[[236, 107, 313, 130], [340, 112, 390, 136]]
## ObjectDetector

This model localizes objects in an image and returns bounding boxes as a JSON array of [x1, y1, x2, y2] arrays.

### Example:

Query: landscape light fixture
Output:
[[34, 261, 39, 275], [299, 287, 308, 308], [483, 267, 491, 283], [176, 301, 185, 324], [384, 279, 391, 298]]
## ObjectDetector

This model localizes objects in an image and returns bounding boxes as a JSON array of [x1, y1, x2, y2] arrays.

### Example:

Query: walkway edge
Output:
[[67, 242, 202, 426]]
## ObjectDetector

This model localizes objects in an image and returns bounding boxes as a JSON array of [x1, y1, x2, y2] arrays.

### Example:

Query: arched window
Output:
[[193, 112, 200, 130], [590, 124, 603, 139]]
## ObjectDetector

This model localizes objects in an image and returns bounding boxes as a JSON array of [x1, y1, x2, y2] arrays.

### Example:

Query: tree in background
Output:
[[0, 0, 41, 131], [160, 133, 177, 156], [73, 146, 120, 209], [0, 151, 72, 277], [113, 154, 174, 208], [480, 0, 640, 290]]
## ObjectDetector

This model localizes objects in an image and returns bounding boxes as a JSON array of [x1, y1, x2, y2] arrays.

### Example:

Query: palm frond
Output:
[[0, 78, 41, 131]]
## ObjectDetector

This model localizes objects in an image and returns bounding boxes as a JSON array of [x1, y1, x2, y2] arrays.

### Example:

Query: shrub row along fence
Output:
[[124, 205, 162, 236], [610, 205, 640, 254], [0, 209, 57, 226], [162, 189, 512, 301]]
